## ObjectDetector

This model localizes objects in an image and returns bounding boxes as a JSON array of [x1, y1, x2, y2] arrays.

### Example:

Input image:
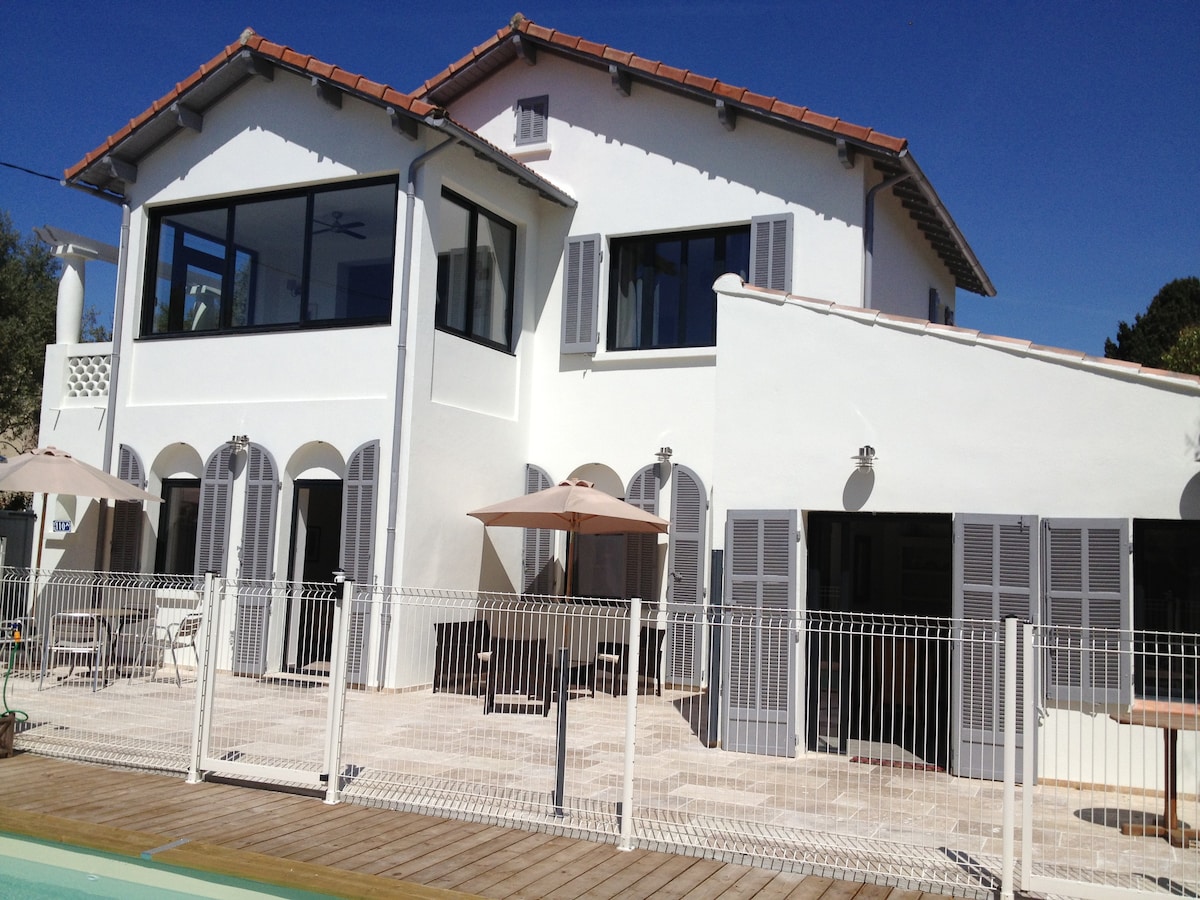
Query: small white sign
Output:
[[52, 519, 73, 534]]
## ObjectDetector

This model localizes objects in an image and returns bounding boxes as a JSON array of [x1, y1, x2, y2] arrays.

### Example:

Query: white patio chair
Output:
[[140, 611, 202, 686], [38, 612, 109, 691]]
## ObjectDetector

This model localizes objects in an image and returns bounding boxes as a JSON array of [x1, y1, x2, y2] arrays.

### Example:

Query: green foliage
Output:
[[1104, 277, 1200, 370], [1162, 324, 1200, 377], [0, 212, 58, 447]]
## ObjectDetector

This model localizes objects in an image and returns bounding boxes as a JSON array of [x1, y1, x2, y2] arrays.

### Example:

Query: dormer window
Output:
[[515, 95, 548, 146]]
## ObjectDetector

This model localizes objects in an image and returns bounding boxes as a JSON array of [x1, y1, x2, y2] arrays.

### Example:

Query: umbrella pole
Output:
[[35, 493, 47, 572]]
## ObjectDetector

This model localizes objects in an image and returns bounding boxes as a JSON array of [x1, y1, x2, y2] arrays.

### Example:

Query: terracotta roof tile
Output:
[[524, 22, 555, 41], [656, 63, 688, 83], [801, 110, 838, 130], [770, 100, 807, 120], [629, 57, 659, 76], [601, 48, 633, 65], [712, 82, 746, 102], [307, 58, 334, 79], [280, 49, 311, 69], [833, 121, 871, 141], [576, 38, 607, 57], [684, 73, 717, 92]]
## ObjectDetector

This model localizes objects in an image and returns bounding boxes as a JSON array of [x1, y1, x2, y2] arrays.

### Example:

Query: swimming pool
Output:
[[0, 833, 334, 899]]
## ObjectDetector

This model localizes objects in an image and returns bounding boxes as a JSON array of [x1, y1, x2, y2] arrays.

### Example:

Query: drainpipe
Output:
[[862, 169, 912, 309], [382, 124, 455, 593], [92, 203, 132, 570]]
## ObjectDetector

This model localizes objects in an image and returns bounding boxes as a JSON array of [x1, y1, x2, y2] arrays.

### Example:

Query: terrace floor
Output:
[[0, 753, 951, 899]]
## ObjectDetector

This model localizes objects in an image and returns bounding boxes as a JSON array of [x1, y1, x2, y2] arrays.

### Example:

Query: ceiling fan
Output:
[[313, 211, 366, 240]]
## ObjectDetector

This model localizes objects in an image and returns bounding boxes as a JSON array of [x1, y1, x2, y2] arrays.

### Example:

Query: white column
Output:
[[56, 253, 86, 344]]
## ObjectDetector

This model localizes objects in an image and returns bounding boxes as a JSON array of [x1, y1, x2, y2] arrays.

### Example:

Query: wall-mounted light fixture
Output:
[[852, 445, 877, 470], [230, 435, 250, 453], [655, 446, 673, 464]]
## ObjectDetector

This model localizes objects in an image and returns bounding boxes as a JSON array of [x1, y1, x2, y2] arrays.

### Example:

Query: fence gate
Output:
[[193, 576, 351, 794]]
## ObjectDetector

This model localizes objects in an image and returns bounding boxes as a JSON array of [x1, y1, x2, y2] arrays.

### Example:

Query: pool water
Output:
[[0, 834, 332, 899]]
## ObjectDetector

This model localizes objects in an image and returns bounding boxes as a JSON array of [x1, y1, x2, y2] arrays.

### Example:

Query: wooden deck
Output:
[[0, 753, 952, 899]]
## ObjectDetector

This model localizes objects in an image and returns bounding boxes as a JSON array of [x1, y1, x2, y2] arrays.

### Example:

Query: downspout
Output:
[[382, 125, 455, 591], [92, 203, 132, 570], [862, 169, 912, 309]]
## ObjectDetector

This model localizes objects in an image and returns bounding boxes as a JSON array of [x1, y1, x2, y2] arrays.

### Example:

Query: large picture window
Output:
[[608, 226, 750, 351], [435, 190, 517, 351], [142, 177, 398, 337]]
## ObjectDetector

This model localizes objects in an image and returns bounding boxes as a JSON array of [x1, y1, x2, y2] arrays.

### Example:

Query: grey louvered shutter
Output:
[[666, 465, 707, 686], [749, 213, 793, 293], [721, 510, 797, 757], [341, 441, 379, 684], [109, 444, 146, 573], [624, 465, 660, 602], [523, 464, 554, 594], [232, 444, 279, 677], [515, 95, 548, 145], [195, 445, 234, 578], [1043, 518, 1131, 709], [952, 514, 1038, 781], [561, 235, 600, 354]]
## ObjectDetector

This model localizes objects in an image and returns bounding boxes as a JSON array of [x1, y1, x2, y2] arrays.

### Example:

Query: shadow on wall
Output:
[[1181, 471, 1200, 519], [476, 533, 516, 594], [842, 469, 875, 511]]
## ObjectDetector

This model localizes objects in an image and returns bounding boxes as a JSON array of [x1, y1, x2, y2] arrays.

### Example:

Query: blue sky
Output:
[[2, 1, 1196, 357]]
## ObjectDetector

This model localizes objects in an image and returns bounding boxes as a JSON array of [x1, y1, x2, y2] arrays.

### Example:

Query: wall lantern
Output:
[[229, 435, 250, 453], [852, 445, 877, 470]]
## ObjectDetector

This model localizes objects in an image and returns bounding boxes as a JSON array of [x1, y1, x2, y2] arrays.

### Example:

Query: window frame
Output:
[[434, 188, 518, 353], [606, 224, 750, 352], [155, 478, 201, 576], [515, 95, 549, 146], [140, 175, 399, 339]]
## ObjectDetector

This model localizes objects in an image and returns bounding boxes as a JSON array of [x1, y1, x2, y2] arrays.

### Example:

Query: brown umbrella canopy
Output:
[[0, 447, 161, 570], [468, 479, 668, 535], [0, 448, 161, 503]]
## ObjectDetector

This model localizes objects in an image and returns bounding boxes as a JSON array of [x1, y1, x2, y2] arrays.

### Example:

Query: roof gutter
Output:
[[863, 169, 914, 309], [382, 125, 455, 607]]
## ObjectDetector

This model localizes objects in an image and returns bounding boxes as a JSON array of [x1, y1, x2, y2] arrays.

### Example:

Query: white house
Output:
[[35, 18, 1200, 775]]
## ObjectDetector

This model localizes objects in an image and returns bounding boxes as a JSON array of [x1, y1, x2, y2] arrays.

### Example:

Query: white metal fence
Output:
[[4, 567, 1200, 899]]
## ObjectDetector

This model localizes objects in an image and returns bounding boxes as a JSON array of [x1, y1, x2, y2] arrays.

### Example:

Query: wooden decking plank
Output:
[[640, 855, 727, 899], [717, 867, 794, 899], [753, 872, 822, 899], [322, 814, 488, 871], [785, 875, 838, 900], [501, 841, 618, 899], [539, 849, 657, 900], [383, 818, 541, 883], [335, 820, 516, 877], [545, 847, 678, 900], [358, 821, 529, 878], [815, 878, 866, 900], [357, 816, 507, 876], [448, 833, 589, 896], [239, 802, 369, 855], [410, 830, 568, 897]]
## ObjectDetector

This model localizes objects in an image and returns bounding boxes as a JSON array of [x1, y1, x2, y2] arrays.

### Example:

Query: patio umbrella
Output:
[[0, 446, 162, 569], [468, 478, 669, 595]]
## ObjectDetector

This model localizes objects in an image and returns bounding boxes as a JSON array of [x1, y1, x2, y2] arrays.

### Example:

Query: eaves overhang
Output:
[[64, 29, 574, 210], [420, 18, 993, 296]]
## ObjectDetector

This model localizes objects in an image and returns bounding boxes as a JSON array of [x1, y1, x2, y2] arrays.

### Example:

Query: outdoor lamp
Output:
[[852, 445, 877, 470]]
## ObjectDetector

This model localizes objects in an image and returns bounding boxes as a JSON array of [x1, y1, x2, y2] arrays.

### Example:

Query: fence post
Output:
[[323, 577, 353, 805], [619, 597, 642, 851], [1001, 615, 1017, 900], [1020, 620, 1034, 894], [188, 572, 217, 784]]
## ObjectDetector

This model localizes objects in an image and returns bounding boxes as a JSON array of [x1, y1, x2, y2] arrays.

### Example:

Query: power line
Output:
[[0, 160, 60, 183]]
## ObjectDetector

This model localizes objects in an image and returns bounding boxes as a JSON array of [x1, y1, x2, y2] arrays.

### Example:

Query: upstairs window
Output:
[[608, 226, 750, 351], [142, 176, 398, 337], [435, 190, 517, 351], [515, 95, 548, 146]]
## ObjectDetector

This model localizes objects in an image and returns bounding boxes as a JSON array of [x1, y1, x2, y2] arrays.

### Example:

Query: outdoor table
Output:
[[69, 606, 151, 678], [1110, 699, 1200, 847]]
